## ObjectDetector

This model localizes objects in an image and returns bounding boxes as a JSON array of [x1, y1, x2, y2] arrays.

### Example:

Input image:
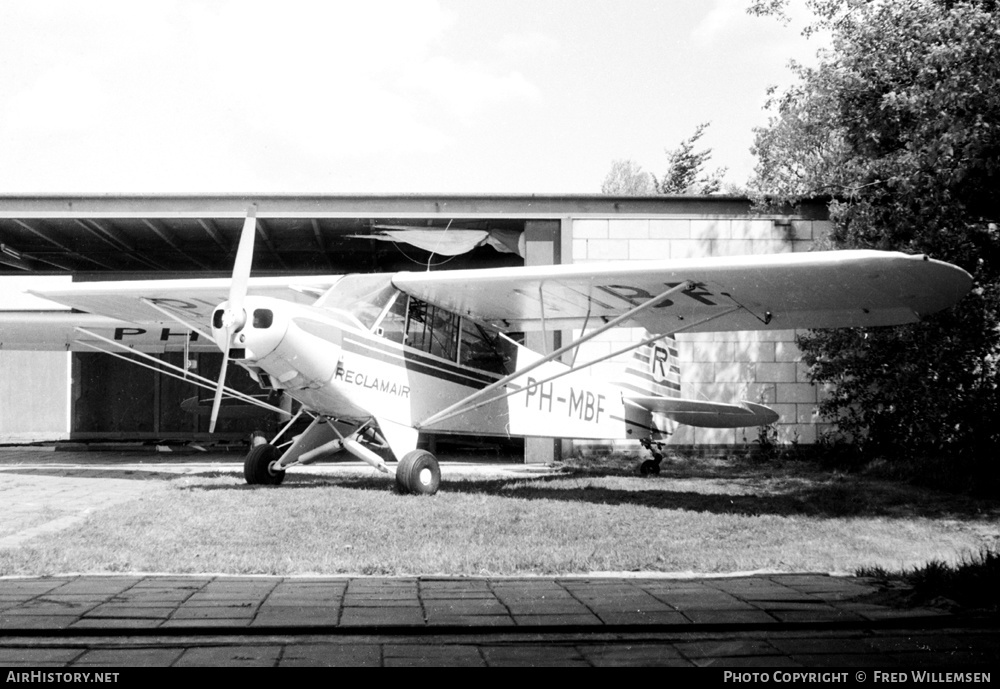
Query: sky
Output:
[[0, 0, 826, 195]]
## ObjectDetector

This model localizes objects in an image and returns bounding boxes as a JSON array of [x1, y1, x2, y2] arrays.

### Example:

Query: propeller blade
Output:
[[230, 206, 257, 315], [210, 206, 257, 434], [209, 327, 232, 434]]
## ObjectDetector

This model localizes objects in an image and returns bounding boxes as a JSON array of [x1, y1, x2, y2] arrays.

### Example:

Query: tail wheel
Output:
[[395, 449, 440, 495], [639, 459, 661, 476], [244, 443, 285, 485]]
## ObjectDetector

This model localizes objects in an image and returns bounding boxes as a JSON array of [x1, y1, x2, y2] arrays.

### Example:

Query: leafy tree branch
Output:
[[750, 0, 1000, 493]]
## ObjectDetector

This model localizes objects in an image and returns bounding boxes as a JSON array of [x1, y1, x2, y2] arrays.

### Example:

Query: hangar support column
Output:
[[523, 219, 564, 465]]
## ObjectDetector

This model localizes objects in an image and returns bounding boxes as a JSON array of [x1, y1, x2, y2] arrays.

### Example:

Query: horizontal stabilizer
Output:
[[625, 396, 779, 428]]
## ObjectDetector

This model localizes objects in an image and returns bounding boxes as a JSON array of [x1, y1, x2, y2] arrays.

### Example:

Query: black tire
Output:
[[244, 443, 285, 485], [639, 459, 660, 476], [395, 449, 441, 495]]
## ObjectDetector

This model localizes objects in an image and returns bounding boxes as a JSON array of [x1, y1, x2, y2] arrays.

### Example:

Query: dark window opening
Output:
[[459, 319, 506, 374], [252, 368, 274, 390]]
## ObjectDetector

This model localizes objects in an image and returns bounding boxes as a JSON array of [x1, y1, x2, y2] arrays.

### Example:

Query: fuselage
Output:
[[211, 294, 508, 433], [209, 292, 664, 442]]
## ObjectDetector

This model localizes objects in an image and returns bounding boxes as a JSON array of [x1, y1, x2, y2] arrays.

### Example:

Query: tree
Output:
[[654, 123, 727, 195], [600, 124, 728, 196], [601, 159, 654, 195], [749, 0, 1000, 493]]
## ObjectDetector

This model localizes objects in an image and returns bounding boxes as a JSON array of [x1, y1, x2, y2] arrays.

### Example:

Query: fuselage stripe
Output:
[[342, 336, 499, 390]]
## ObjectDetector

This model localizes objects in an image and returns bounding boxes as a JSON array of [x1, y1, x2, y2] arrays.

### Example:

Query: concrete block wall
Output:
[[570, 215, 833, 448]]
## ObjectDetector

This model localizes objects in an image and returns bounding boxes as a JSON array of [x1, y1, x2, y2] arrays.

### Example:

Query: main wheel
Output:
[[244, 443, 285, 485], [395, 449, 440, 495]]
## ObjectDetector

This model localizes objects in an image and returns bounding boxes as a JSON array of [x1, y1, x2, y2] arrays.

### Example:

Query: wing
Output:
[[392, 251, 972, 333], [0, 311, 205, 352], [1, 276, 340, 352], [25, 276, 341, 324]]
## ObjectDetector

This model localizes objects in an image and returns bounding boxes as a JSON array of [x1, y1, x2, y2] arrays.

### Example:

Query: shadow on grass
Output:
[[5, 458, 998, 522], [442, 476, 998, 520], [252, 470, 999, 521]]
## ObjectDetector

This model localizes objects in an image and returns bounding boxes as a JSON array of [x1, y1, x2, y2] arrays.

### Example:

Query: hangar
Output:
[[0, 193, 830, 460]]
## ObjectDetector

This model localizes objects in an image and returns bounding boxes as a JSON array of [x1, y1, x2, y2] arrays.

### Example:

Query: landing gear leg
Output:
[[638, 438, 664, 477]]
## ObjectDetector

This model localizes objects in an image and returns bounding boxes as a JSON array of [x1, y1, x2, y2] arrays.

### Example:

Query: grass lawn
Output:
[[0, 454, 996, 576]]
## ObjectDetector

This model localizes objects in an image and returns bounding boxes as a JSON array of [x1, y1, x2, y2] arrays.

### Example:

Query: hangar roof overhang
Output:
[[0, 193, 828, 278]]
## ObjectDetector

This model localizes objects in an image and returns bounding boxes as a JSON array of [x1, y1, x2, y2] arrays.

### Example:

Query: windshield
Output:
[[314, 274, 396, 329]]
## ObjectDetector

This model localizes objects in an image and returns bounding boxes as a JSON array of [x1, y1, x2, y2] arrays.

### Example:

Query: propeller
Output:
[[209, 206, 257, 433]]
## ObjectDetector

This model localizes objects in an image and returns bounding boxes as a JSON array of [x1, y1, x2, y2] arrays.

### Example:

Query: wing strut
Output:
[[539, 283, 550, 353], [417, 304, 740, 430], [74, 327, 287, 416], [417, 281, 694, 429]]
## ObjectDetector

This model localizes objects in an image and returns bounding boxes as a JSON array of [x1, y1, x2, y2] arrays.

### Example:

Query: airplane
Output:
[[0, 208, 973, 494]]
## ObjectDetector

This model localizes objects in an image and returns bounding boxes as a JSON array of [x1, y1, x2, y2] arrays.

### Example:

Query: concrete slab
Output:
[[251, 605, 340, 627], [0, 648, 83, 664], [71, 648, 185, 667], [579, 643, 694, 667], [168, 605, 258, 620], [682, 609, 779, 624], [338, 606, 425, 627], [426, 614, 516, 627], [277, 643, 381, 667], [383, 644, 486, 667], [80, 605, 175, 619], [173, 645, 282, 667], [594, 610, 689, 625], [481, 645, 591, 667]]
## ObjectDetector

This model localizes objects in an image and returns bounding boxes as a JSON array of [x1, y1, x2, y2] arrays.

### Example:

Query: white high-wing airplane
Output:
[[0, 209, 972, 494]]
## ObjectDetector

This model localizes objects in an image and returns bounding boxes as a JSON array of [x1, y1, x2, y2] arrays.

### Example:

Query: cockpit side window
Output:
[[374, 292, 408, 344], [406, 298, 459, 361], [458, 319, 505, 374]]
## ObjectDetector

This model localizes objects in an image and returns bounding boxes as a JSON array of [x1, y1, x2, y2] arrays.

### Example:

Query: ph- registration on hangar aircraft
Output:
[[1, 209, 972, 494]]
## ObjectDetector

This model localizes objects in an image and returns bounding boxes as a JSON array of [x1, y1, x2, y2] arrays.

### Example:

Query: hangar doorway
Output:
[[71, 351, 267, 440]]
